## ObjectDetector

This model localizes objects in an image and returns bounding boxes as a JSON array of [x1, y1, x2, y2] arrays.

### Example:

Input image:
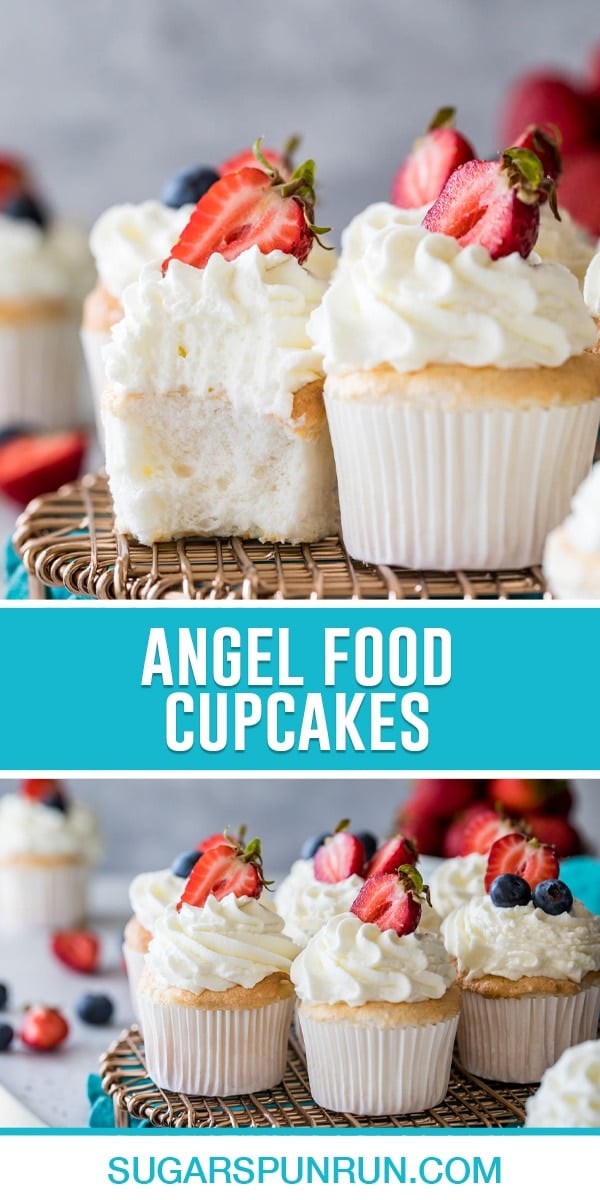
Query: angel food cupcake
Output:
[[102, 150, 338, 546], [309, 151, 600, 570], [139, 836, 298, 1095], [543, 462, 600, 599], [0, 781, 102, 932], [525, 1041, 600, 1128], [442, 833, 600, 1083], [292, 867, 459, 1115], [0, 156, 93, 428]]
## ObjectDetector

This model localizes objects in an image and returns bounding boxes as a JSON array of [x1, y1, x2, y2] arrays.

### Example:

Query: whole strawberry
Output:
[[20, 1006, 69, 1052], [392, 106, 475, 208], [351, 865, 429, 936]]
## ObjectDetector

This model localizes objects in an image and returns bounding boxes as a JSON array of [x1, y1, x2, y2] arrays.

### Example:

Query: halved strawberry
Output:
[[350, 865, 427, 935], [51, 930, 100, 974], [365, 834, 417, 877], [484, 832, 559, 893], [461, 809, 515, 857], [422, 148, 549, 259], [392, 106, 475, 208], [178, 838, 265, 908], [165, 144, 327, 271], [313, 821, 365, 883], [0, 431, 87, 507], [217, 137, 297, 179], [512, 124, 562, 185], [196, 826, 245, 853], [20, 779, 57, 801]]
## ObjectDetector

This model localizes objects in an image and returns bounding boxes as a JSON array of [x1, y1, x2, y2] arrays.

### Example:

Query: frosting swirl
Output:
[[89, 201, 194, 299], [274, 858, 364, 948], [0, 792, 102, 863], [0, 216, 93, 303], [128, 868, 183, 933], [429, 853, 487, 919], [291, 912, 455, 1005], [146, 894, 298, 992], [307, 202, 596, 373], [562, 462, 600, 555], [442, 894, 600, 982], [583, 250, 600, 317], [526, 1041, 600, 1127]]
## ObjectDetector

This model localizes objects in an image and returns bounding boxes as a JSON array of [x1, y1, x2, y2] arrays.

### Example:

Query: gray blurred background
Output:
[[1, 779, 598, 876], [3, 0, 598, 235]]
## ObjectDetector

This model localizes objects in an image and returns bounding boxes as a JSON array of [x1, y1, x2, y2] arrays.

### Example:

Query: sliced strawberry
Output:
[[313, 822, 365, 883], [461, 809, 515, 857], [178, 839, 265, 908], [484, 832, 559, 893], [0, 431, 87, 507], [20, 779, 58, 801], [51, 930, 100, 974], [442, 803, 492, 857], [365, 834, 417, 877], [196, 827, 245, 853], [422, 149, 548, 259], [20, 1006, 69, 1051], [350, 865, 427, 935], [525, 814, 582, 859], [218, 146, 286, 177], [392, 106, 475, 208]]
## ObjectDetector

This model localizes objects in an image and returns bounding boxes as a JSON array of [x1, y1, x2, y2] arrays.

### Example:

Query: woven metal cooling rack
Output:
[[99, 1023, 532, 1129], [13, 473, 550, 601]]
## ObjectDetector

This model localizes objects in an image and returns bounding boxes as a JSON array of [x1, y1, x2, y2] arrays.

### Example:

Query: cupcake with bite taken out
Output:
[[293, 865, 460, 1115], [442, 832, 600, 1083], [139, 832, 298, 1096]]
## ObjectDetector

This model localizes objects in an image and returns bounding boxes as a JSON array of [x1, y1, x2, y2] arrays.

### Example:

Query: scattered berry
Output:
[[300, 831, 329, 860], [489, 872, 532, 908], [313, 822, 365, 883], [0, 982, 8, 1011], [422, 149, 547, 259], [532, 878, 574, 916], [392, 106, 475, 208], [525, 814, 582, 859], [178, 838, 266, 908], [3, 192, 48, 228], [355, 831, 378, 862], [20, 1006, 69, 1051], [51, 930, 100, 974], [351, 865, 426, 936], [75, 993, 114, 1026], [365, 834, 417, 877], [0, 430, 87, 507], [0, 1023, 14, 1052], [161, 166, 220, 208], [461, 809, 514, 856], [40, 790, 69, 814], [485, 832, 559, 893], [171, 849, 202, 878], [500, 73, 596, 154]]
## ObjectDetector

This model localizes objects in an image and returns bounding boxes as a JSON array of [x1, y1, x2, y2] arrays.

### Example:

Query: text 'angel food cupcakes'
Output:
[[102, 144, 338, 547], [309, 147, 600, 570], [138, 835, 298, 1096], [292, 867, 459, 1115], [0, 155, 93, 428], [442, 833, 600, 1083], [0, 781, 102, 932]]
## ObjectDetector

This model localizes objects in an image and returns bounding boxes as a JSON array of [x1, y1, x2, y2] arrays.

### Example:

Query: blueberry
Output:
[[0, 1023, 14, 1051], [41, 790, 69, 814], [489, 873, 532, 908], [75, 993, 114, 1026], [300, 832, 329, 860], [356, 831, 377, 861], [0, 983, 8, 1012], [3, 192, 48, 228], [161, 166, 220, 208], [171, 849, 202, 878], [532, 879, 573, 916]]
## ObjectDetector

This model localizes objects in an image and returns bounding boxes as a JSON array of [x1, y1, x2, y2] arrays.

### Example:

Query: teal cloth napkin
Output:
[[561, 856, 600, 914], [88, 1073, 148, 1128], [4, 536, 93, 600]]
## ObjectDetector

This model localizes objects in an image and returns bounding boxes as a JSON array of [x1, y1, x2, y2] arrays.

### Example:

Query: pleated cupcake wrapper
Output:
[[0, 317, 84, 428], [325, 393, 600, 570], [80, 327, 110, 447], [122, 943, 147, 1022], [139, 992, 295, 1096], [298, 1011, 459, 1116], [457, 985, 600, 1084], [0, 861, 88, 932]]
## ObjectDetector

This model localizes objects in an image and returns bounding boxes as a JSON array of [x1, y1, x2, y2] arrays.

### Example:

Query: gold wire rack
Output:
[[13, 473, 550, 601], [100, 1024, 533, 1129]]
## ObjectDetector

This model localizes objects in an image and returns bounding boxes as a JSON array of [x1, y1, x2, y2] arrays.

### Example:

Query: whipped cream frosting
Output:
[[526, 1040, 600, 1127], [429, 853, 487, 919], [129, 867, 183, 933], [534, 206, 596, 285], [291, 912, 456, 1005], [583, 250, 600, 316], [0, 792, 102, 863], [274, 858, 364, 948], [307, 202, 597, 373], [146, 893, 298, 993], [89, 201, 194, 300], [0, 216, 94, 304], [561, 463, 600, 555], [442, 894, 600, 983], [105, 247, 326, 421]]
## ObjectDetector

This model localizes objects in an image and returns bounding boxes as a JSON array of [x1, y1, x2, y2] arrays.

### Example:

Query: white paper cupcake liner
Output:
[[139, 992, 295, 1096], [298, 1010, 459, 1115], [80, 327, 110, 447], [0, 317, 85, 429], [457, 986, 600, 1083], [325, 391, 600, 569], [0, 861, 89, 932], [122, 943, 147, 1022]]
